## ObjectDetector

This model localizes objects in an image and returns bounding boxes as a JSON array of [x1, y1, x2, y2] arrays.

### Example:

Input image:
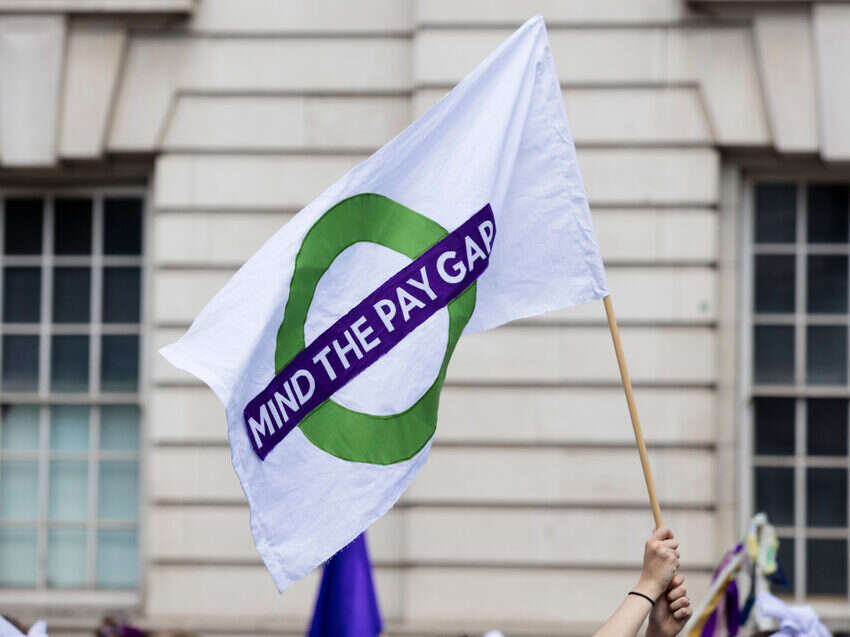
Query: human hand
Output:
[[635, 527, 680, 600], [647, 573, 692, 637]]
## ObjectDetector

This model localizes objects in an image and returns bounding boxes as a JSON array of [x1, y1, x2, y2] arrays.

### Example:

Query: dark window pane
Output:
[[4, 198, 43, 255], [755, 183, 796, 243], [53, 267, 90, 323], [807, 184, 849, 244], [806, 326, 847, 385], [808, 399, 848, 456], [2, 335, 39, 391], [755, 255, 795, 313], [776, 536, 795, 593], [3, 267, 41, 322], [807, 468, 847, 527], [101, 334, 138, 393], [50, 335, 89, 392], [104, 198, 142, 255], [808, 255, 848, 314], [755, 398, 795, 455], [807, 539, 847, 595], [102, 267, 140, 323], [755, 466, 794, 525], [754, 326, 795, 384], [96, 529, 137, 588], [54, 198, 92, 255]]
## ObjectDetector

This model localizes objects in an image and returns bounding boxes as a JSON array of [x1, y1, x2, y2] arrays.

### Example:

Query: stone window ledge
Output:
[[0, 0, 192, 13]]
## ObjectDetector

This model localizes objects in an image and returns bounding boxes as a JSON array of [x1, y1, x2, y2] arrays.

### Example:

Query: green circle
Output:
[[275, 193, 475, 465]]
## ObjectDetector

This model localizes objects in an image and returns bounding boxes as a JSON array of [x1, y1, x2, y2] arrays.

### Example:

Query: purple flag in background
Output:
[[308, 533, 382, 637]]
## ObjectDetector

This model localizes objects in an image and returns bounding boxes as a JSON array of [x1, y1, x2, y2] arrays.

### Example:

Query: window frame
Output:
[[740, 174, 850, 617], [0, 185, 148, 606]]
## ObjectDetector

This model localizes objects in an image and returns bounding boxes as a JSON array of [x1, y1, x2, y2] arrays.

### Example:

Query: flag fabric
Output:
[[0, 619, 47, 637], [755, 592, 831, 637], [308, 533, 382, 637], [160, 15, 608, 592]]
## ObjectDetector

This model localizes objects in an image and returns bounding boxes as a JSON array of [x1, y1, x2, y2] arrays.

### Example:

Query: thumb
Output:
[[654, 526, 673, 540]]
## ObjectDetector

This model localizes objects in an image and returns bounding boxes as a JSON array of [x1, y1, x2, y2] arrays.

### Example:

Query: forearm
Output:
[[592, 594, 654, 637]]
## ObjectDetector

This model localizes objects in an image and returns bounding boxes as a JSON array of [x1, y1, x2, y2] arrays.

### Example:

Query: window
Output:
[[748, 181, 850, 599], [0, 191, 143, 589]]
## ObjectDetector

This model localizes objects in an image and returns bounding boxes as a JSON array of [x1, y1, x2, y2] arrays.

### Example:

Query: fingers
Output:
[[650, 530, 680, 562], [670, 583, 692, 622], [670, 596, 689, 611], [667, 585, 687, 601], [664, 542, 681, 562], [673, 606, 693, 621], [646, 541, 680, 568], [647, 536, 679, 557], [669, 574, 684, 589], [663, 546, 680, 568]]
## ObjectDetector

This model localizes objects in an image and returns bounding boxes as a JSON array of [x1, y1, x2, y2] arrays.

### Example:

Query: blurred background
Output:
[[0, 0, 848, 635]]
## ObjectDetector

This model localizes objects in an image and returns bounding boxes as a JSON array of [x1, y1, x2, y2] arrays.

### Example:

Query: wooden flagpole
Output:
[[603, 295, 664, 528]]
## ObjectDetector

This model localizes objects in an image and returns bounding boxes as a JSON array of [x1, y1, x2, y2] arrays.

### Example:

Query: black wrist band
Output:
[[628, 591, 655, 606]]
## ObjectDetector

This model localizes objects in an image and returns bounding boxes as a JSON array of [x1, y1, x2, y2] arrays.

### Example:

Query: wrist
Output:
[[634, 576, 663, 602]]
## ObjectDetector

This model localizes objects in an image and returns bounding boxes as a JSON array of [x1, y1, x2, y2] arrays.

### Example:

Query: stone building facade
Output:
[[0, 1, 849, 635]]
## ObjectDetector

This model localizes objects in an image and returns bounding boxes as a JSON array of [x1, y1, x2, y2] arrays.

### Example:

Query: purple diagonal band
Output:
[[244, 204, 496, 460]]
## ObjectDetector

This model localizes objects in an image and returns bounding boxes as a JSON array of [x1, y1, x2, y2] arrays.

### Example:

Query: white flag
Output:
[[160, 15, 608, 591]]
